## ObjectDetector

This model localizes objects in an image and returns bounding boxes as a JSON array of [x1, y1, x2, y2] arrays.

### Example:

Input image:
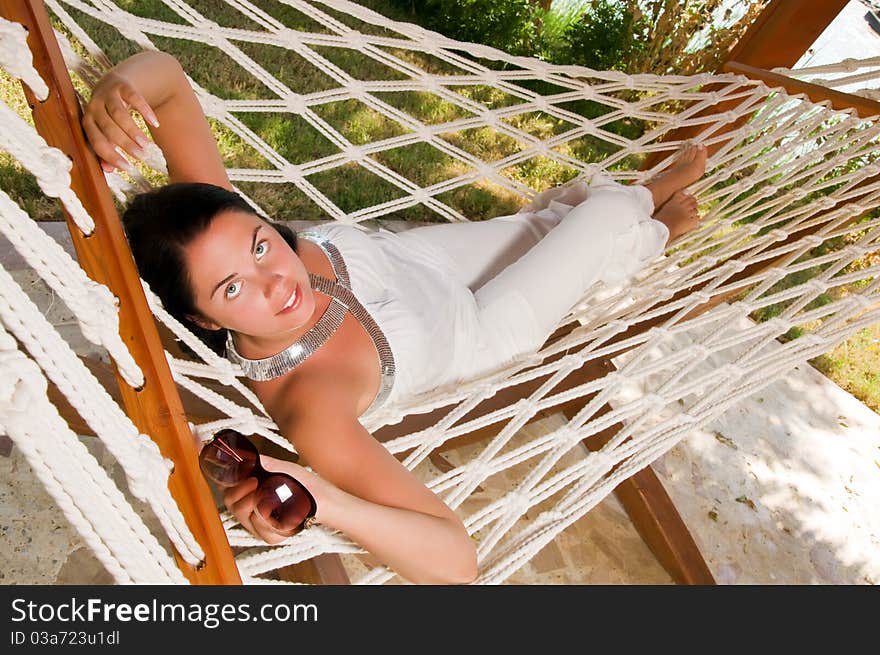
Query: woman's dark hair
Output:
[[122, 182, 298, 356]]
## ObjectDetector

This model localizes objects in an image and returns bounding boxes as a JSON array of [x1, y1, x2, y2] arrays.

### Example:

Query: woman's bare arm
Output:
[[224, 395, 478, 585], [82, 50, 230, 189]]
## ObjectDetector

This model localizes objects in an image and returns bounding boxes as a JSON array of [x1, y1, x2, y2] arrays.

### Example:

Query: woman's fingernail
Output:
[[135, 135, 149, 149]]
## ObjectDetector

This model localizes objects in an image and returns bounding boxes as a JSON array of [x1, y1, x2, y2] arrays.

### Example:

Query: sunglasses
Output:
[[198, 428, 317, 537]]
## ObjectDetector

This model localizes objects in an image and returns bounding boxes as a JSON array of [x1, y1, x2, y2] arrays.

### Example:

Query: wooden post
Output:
[[726, 0, 850, 71], [0, 0, 241, 584]]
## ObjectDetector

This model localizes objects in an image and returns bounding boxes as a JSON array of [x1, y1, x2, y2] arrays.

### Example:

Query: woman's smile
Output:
[[277, 283, 302, 315]]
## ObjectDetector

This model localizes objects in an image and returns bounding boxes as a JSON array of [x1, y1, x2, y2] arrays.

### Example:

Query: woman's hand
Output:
[[81, 50, 230, 188], [82, 69, 160, 173], [222, 453, 324, 545]]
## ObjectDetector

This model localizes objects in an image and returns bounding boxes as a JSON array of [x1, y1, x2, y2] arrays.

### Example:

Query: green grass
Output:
[[0, 0, 876, 413], [811, 323, 880, 413]]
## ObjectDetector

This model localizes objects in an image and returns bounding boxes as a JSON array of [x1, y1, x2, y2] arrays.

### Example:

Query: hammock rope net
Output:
[[0, 0, 878, 584]]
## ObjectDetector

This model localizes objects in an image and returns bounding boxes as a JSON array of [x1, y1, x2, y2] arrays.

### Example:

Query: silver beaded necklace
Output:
[[224, 231, 396, 412]]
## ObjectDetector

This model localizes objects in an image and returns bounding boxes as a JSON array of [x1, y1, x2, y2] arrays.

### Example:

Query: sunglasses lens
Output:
[[199, 430, 259, 487], [254, 474, 315, 535]]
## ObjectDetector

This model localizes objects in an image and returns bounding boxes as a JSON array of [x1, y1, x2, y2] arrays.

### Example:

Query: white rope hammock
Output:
[[1, 0, 878, 585]]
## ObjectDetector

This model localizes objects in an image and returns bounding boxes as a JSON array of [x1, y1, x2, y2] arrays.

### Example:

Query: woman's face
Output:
[[183, 209, 316, 345]]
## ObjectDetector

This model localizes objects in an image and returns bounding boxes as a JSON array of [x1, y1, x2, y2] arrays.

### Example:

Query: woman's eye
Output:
[[255, 240, 269, 259], [225, 281, 241, 299]]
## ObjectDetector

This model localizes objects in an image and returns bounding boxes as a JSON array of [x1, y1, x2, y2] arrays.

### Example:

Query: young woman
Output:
[[82, 50, 706, 585]]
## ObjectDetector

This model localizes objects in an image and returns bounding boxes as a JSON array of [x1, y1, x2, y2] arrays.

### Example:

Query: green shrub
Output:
[[391, 0, 541, 57], [557, 0, 646, 71]]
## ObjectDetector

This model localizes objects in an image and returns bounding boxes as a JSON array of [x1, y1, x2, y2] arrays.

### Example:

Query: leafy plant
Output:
[[393, 0, 542, 57]]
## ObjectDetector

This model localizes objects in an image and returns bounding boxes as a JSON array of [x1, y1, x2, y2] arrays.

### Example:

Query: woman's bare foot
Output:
[[644, 143, 708, 209], [654, 190, 700, 244]]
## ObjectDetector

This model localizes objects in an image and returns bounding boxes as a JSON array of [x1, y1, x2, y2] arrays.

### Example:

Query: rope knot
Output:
[[476, 382, 495, 399], [644, 393, 666, 411], [846, 294, 871, 311], [77, 281, 120, 343], [507, 490, 531, 514], [284, 94, 307, 114], [601, 369, 620, 386], [342, 145, 363, 161], [767, 316, 791, 333], [725, 259, 746, 273], [766, 266, 787, 282], [468, 459, 491, 479], [588, 450, 613, 471], [804, 278, 827, 295], [515, 398, 538, 416], [557, 425, 581, 448], [700, 255, 719, 268], [33, 147, 73, 198], [692, 344, 711, 360], [347, 81, 366, 99], [476, 163, 496, 179], [537, 509, 564, 524], [767, 228, 788, 242], [649, 325, 669, 340], [847, 203, 867, 217], [845, 244, 867, 259], [800, 333, 826, 349], [196, 93, 226, 119], [422, 76, 441, 93], [0, 17, 49, 100], [0, 351, 46, 412], [346, 31, 366, 49], [607, 318, 629, 333], [128, 436, 174, 500], [231, 417, 263, 437], [560, 352, 584, 369], [280, 163, 302, 182]]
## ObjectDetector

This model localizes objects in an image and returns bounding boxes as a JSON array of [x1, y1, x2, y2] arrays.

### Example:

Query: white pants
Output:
[[397, 176, 666, 364]]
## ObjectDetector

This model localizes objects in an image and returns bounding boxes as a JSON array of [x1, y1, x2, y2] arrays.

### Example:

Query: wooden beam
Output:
[[1, 0, 240, 584], [723, 61, 880, 120], [564, 399, 716, 585], [273, 553, 351, 585], [726, 0, 849, 71]]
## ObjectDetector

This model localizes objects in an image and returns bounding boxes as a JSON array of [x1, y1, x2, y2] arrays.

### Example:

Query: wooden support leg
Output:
[[611, 466, 716, 585], [273, 553, 351, 585], [560, 398, 716, 585]]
